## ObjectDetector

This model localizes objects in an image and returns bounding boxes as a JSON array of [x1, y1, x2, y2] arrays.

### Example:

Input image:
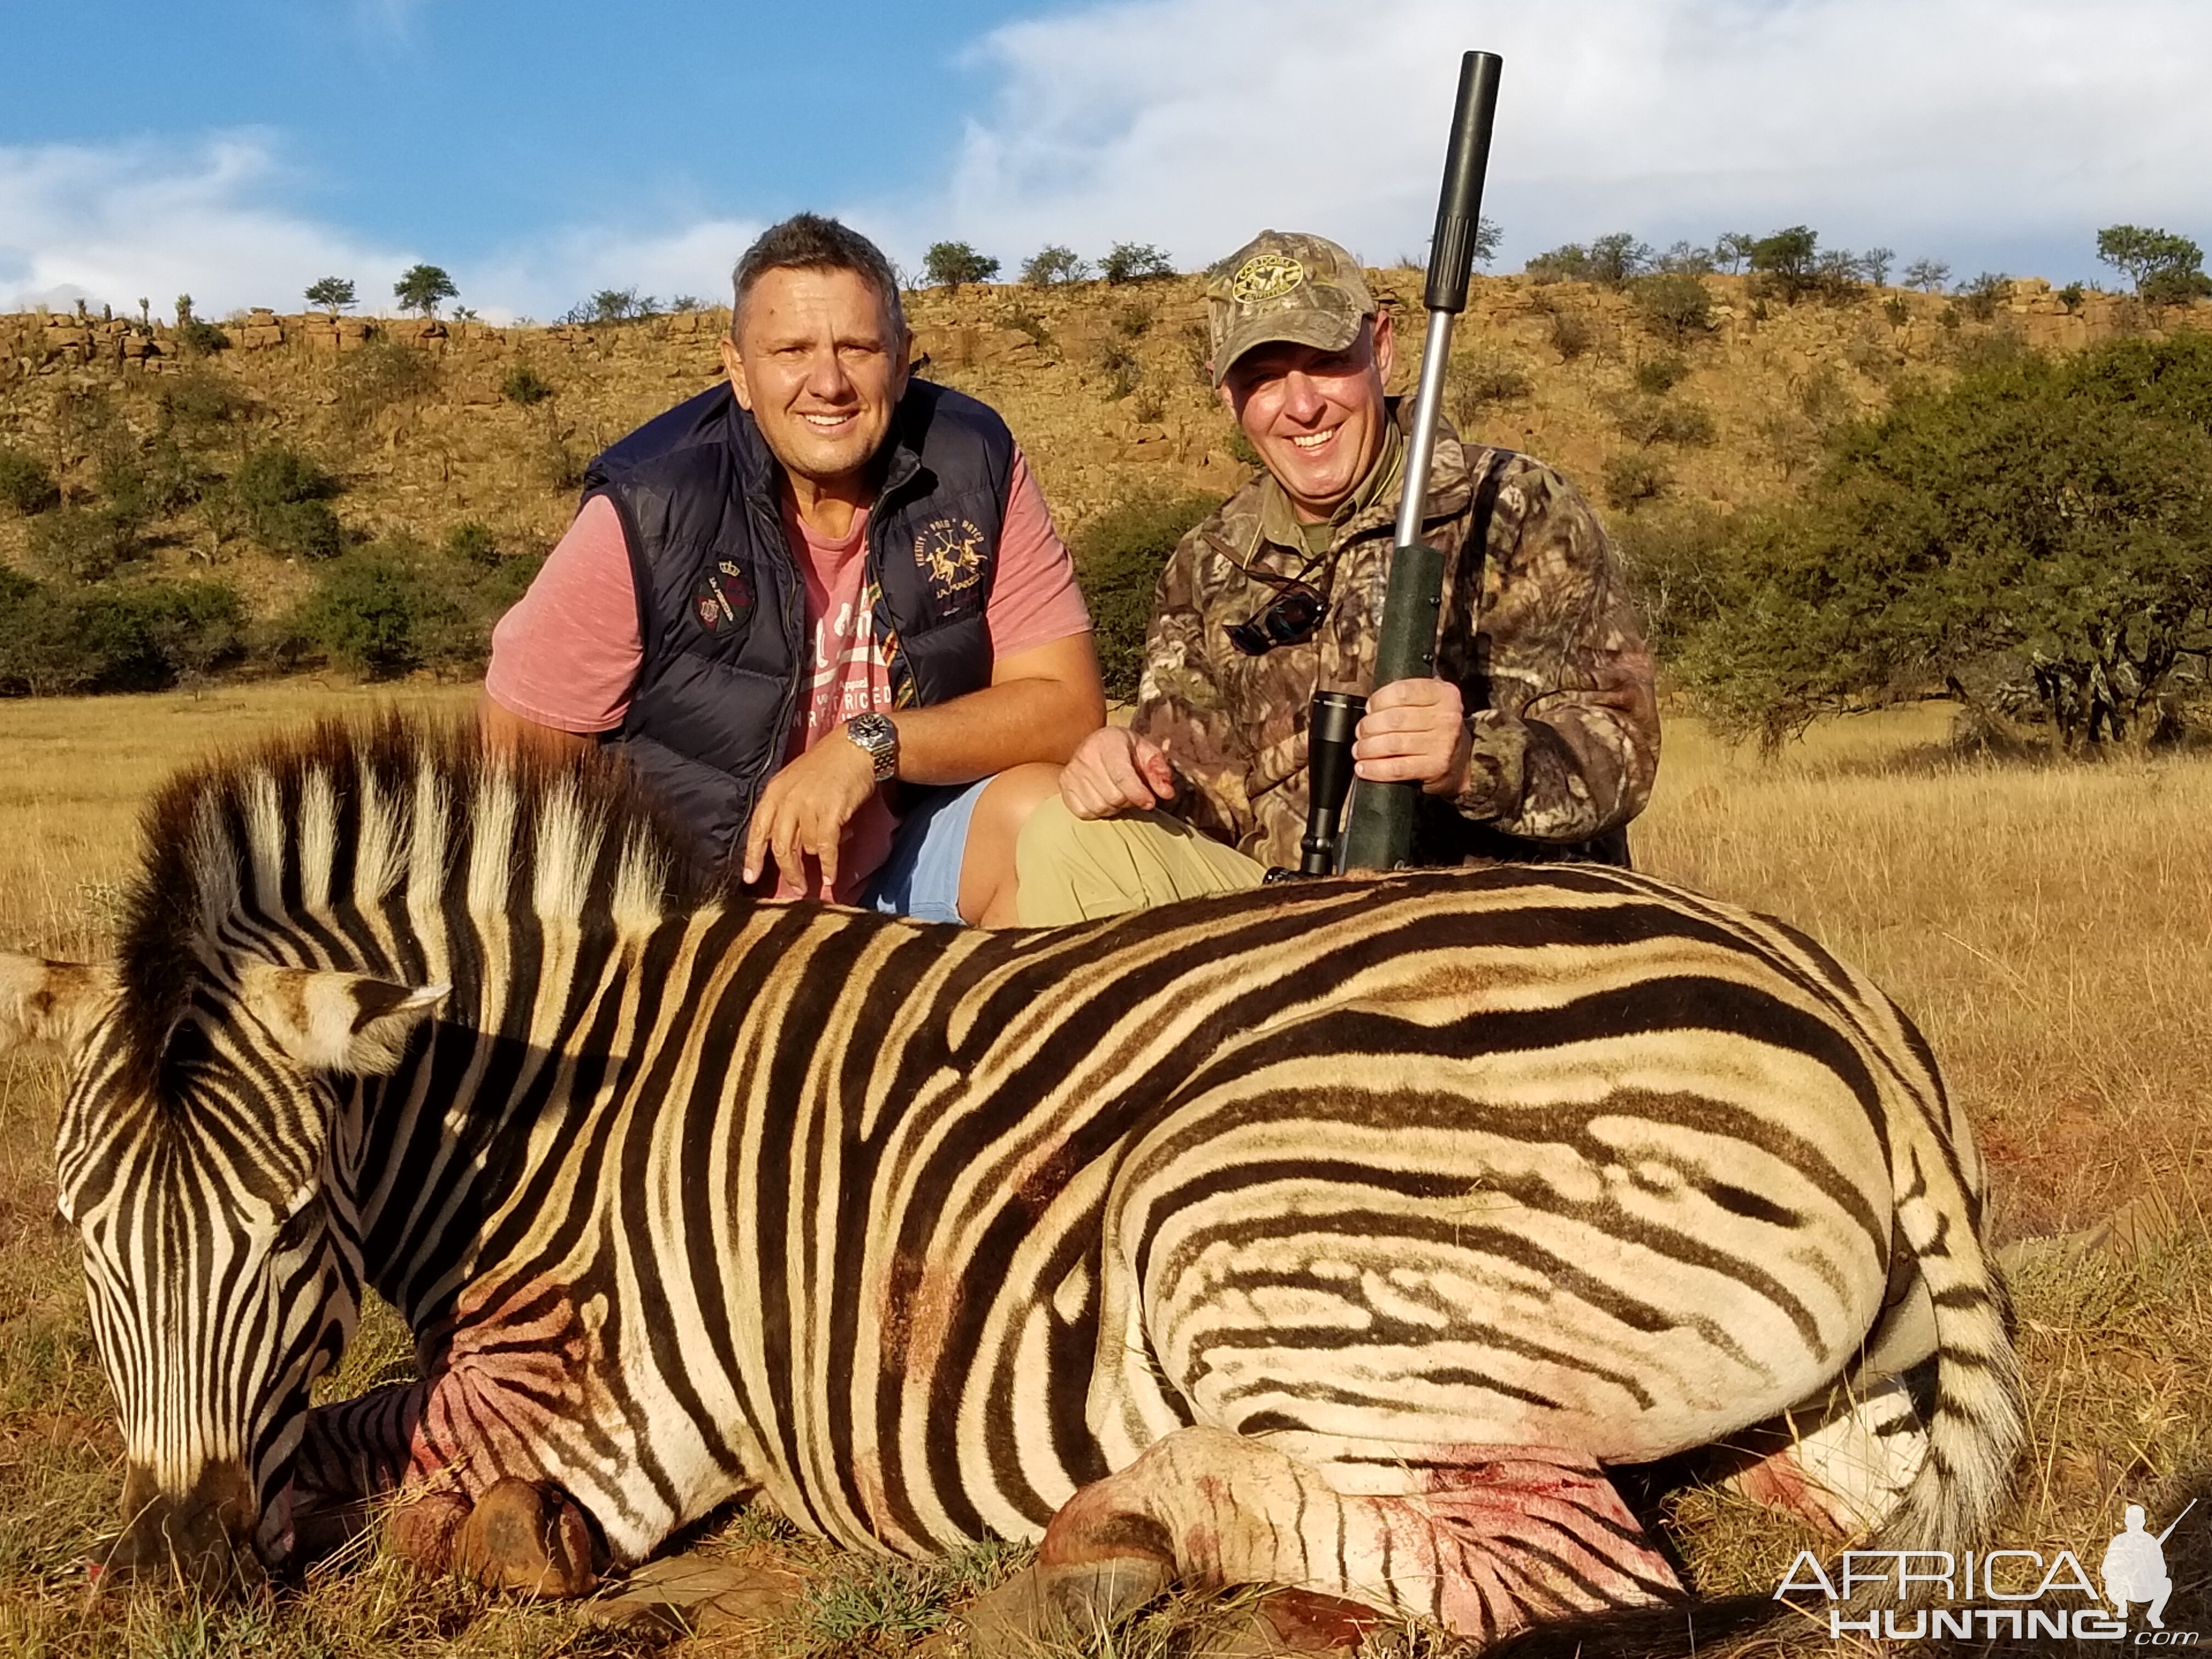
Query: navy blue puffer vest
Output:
[[586, 380, 1011, 868]]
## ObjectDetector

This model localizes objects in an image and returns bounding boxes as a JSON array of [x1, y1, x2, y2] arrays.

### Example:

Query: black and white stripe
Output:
[[37, 720, 2020, 1628]]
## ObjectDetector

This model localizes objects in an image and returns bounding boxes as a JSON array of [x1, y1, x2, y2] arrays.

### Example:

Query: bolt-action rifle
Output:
[[1298, 50, 1503, 876]]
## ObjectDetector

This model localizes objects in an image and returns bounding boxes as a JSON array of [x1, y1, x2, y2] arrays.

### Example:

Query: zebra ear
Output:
[[234, 961, 449, 1076], [0, 953, 119, 1060]]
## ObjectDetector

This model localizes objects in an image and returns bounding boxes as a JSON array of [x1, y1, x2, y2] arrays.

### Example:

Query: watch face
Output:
[[849, 715, 896, 780]]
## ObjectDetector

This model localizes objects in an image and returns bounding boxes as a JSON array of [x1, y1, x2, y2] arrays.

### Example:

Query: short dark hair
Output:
[[729, 213, 906, 340]]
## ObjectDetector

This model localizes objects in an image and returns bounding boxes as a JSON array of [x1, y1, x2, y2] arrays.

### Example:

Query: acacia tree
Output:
[[922, 242, 999, 290], [1678, 334, 2212, 750], [1748, 226, 1822, 302], [393, 263, 458, 318], [1021, 244, 1089, 285], [304, 276, 356, 316], [2095, 225, 2212, 306]]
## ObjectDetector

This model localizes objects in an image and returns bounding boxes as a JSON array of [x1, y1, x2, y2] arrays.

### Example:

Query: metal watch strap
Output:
[[845, 713, 899, 783]]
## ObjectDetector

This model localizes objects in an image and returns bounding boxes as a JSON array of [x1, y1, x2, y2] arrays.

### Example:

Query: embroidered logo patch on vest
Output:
[[691, 560, 754, 636], [1231, 253, 1306, 303], [916, 518, 988, 602]]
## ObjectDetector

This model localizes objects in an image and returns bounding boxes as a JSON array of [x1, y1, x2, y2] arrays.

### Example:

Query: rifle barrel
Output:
[[1340, 49, 1502, 873]]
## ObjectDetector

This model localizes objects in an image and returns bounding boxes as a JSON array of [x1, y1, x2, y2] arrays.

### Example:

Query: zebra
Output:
[[0, 720, 2021, 1645]]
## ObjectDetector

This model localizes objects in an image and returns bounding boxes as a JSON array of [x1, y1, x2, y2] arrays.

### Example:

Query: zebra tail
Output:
[[1867, 1134, 2027, 1561]]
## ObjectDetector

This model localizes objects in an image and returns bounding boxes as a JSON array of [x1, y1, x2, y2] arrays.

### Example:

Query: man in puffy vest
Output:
[[483, 214, 1104, 924]]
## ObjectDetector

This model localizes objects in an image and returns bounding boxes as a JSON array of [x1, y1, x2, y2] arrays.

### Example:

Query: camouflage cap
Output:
[[1204, 231, 1375, 388]]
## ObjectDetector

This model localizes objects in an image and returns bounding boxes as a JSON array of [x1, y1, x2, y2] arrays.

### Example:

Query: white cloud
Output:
[[472, 216, 764, 324], [0, 133, 761, 324], [0, 134, 415, 319], [911, 0, 2212, 283]]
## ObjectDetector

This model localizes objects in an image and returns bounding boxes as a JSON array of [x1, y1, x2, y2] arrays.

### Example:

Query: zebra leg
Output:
[[291, 1381, 428, 1563], [298, 1380, 599, 1594], [963, 1426, 1680, 1654], [1716, 1372, 1929, 1538]]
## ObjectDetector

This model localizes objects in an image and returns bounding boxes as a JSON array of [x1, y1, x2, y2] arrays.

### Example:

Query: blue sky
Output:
[[5, 0, 2209, 320]]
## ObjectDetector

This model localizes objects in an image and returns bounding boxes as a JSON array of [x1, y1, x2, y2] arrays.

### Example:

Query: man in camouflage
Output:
[[1014, 230, 1657, 922]]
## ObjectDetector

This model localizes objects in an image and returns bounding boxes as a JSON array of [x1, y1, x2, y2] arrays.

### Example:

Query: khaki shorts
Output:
[[1013, 798, 1268, 926]]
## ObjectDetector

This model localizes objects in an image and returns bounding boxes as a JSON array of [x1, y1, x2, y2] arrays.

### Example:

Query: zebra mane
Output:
[[112, 716, 715, 1093]]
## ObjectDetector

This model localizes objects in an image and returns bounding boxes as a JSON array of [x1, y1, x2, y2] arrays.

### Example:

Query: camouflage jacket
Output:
[[1131, 403, 1659, 870]]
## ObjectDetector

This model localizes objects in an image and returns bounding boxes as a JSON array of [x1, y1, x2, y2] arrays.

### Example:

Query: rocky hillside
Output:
[[1, 273, 2204, 622]]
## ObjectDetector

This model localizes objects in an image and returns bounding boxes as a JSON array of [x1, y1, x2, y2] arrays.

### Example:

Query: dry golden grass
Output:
[[0, 687, 2206, 1654]]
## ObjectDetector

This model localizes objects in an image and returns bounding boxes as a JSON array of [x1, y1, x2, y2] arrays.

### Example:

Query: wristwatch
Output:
[[844, 713, 900, 783]]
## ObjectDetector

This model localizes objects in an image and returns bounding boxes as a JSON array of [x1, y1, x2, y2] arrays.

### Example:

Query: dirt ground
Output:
[[0, 685, 2205, 1656]]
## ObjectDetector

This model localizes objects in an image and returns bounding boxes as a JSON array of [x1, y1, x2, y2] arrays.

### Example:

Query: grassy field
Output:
[[0, 685, 2206, 1655]]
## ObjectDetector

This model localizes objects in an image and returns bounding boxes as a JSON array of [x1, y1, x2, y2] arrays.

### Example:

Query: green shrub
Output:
[[1611, 502, 1730, 652], [1020, 245, 1088, 286], [1114, 301, 1154, 338], [443, 521, 500, 568], [1072, 492, 1222, 701], [1600, 452, 1671, 511], [922, 242, 1000, 290], [0, 446, 59, 515], [1099, 343, 1141, 400], [1954, 272, 2010, 322], [1882, 295, 1911, 328], [1548, 309, 1595, 362], [1748, 225, 1822, 303], [1525, 244, 1592, 284], [502, 363, 554, 405], [228, 446, 343, 560], [565, 287, 659, 325], [1630, 273, 1714, 345], [80, 581, 247, 690], [1527, 233, 1651, 285], [0, 575, 244, 695], [1456, 351, 1533, 403], [335, 338, 438, 422], [1634, 357, 1689, 396], [1003, 308, 1052, 349], [1099, 242, 1175, 285], [292, 553, 447, 677], [1676, 340, 2212, 749], [537, 435, 588, 493], [1449, 353, 1534, 428], [29, 504, 142, 583], [1610, 395, 1714, 447], [174, 318, 230, 357], [155, 367, 253, 445]]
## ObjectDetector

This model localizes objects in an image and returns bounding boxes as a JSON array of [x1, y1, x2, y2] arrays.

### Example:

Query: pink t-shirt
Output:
[[486, 445, 1091, 901]]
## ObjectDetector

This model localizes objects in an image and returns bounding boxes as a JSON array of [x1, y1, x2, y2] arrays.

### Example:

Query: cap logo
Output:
[[1232, 253, 1306, 303]]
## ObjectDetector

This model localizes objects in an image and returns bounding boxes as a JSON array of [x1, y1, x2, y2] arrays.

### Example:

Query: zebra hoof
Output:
[[385, 1489, 472, 1577], [961, 1557, 1173, 1656], [450, 1477, 600, 1598]]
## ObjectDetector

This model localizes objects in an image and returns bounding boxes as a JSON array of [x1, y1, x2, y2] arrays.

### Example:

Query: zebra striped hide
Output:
[[8, 720, 2021, 1641]]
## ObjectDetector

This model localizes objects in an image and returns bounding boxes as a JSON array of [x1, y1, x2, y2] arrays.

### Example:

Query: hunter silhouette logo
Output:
[[1780, 1496, 2201, 1643], [2105, 1501, 2191, 1630], [1231, 252, 1306, 303], [916, 518, 987, 600]]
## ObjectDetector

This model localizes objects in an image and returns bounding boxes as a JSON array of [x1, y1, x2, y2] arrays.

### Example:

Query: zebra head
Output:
[[0, 950, 445, 1588]]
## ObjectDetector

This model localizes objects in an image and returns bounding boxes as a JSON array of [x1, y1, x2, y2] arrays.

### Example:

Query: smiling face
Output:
[[723, 266, 911, 500], [1217, 310, 1395, 522]]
